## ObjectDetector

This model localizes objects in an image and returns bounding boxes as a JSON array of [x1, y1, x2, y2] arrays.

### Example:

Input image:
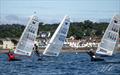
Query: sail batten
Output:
[[43, 16, 70, 56], [96, 14, 120, 56], [14, 15, 39, 56]]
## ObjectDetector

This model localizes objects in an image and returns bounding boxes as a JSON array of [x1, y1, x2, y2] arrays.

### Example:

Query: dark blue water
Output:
[[0, 52, 120, 75]]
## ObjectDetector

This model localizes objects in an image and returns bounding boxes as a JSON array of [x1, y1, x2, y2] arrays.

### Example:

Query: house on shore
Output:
[[0, 38, 18, 49], [0, 36, 119, 50]]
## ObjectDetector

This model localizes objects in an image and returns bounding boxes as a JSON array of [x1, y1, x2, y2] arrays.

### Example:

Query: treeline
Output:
[[39, 20, 109, 39], [0, 20, 110, 39], [0, 24, 25, 38]]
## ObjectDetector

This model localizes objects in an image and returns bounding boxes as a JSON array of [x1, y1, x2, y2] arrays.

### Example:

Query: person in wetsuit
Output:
[[34, 44, 40, 57], [8, 52, 15, 61], [87, 50, 104, 61], [7, 50, 20, 61], [34, 44, 42, 60]]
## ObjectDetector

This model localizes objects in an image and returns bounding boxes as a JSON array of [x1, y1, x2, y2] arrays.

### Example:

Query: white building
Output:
[[2, 38, 15, 49]]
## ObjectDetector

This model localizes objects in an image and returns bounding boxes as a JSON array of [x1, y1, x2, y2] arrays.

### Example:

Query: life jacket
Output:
[[8, 53, 15, 60]]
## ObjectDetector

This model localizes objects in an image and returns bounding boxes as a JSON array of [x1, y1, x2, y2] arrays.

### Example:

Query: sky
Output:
[[0, 0, 120, 24]]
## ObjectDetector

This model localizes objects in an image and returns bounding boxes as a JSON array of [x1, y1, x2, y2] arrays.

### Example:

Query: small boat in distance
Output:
[[96, 14, 120, 56], [14, 15, 39, 56], [43, 15, 70, 56]]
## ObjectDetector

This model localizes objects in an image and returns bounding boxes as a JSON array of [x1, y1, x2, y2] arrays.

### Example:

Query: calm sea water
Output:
[[0, 52, 120, 75]]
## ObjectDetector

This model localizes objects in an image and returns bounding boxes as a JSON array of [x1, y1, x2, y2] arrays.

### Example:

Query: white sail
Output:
[[14, 15, 39, 56], [43, 16, 70, 56], [96, 14, 120, 56]]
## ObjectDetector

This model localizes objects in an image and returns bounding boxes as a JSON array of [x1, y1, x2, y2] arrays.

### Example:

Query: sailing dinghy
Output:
[[43, 16, 70, 56], [14, 15, 39, 56], [96, 14, 120, 56]]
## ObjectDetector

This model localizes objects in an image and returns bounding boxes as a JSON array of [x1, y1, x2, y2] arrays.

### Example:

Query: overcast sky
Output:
[[0, 0, 120, 24]]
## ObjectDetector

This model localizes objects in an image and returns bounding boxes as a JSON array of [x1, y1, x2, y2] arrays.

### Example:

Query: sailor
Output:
[[87, 49, 104, 61], [34, 44, 40, 57], [7, 51, 15, 61], [34, 44, 42, 61], [7, 49, 20, 61]]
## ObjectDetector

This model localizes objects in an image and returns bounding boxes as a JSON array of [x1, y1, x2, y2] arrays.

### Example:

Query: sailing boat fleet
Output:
[[11, 14, 120, 60], [13, 15, 70, 58]]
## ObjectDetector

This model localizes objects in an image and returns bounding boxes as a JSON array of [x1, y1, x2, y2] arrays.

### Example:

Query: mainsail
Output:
[[43, 16, 70, 56], [96, 14, 120, 56], [14, 15, 39, 56]]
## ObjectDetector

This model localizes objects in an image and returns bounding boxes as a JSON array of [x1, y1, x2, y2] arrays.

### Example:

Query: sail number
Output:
[[60, 28, 67, 34], [26, 33, 35, 41], [59, 35, 66, 42], [28, 26, 35, 34], [108, 32, 117, 41]]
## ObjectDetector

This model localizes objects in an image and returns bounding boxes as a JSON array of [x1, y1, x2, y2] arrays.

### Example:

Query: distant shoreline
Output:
[[0, 47, 120, 54], [0, 48, 90, 54], [0, 49, 89, 53]]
